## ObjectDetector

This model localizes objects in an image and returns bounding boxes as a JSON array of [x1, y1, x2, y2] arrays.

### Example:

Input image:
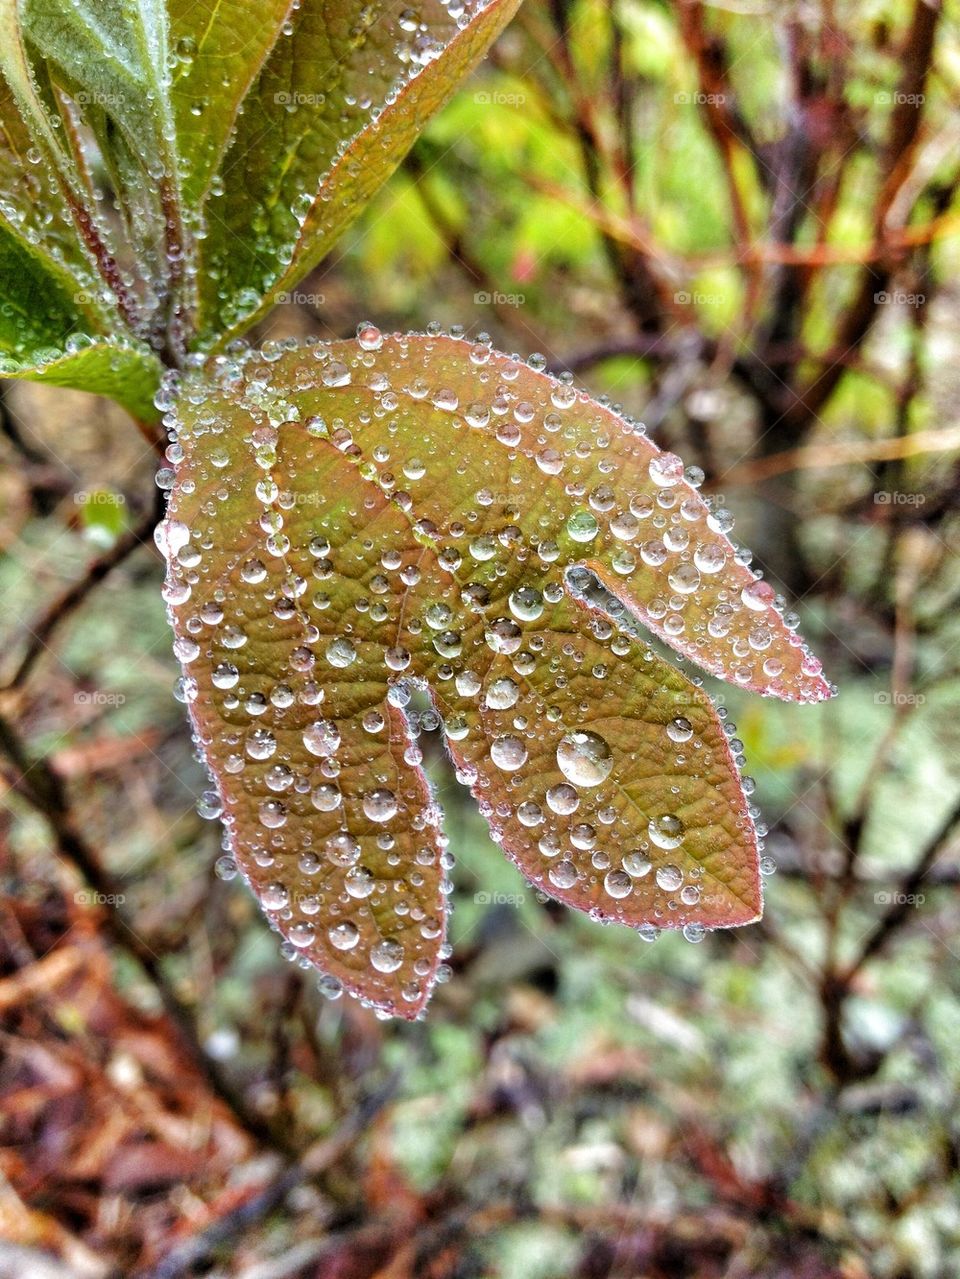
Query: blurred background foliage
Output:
[[2, 0, 960, 1276]]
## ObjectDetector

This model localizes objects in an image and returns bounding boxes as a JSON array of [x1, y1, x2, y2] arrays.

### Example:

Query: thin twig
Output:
[[1, 487, 165, 693], [842, 798, 960, 983]]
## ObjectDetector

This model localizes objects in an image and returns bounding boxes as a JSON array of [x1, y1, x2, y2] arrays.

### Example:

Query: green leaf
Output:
[[16, 0, 187, 320], [0, 187, 161, 420], [0, 0, 521, 397], [161, 331, 831, 1018], [191, 0, 523, 346], [1, 336, 164, 422], [166, 0, 295, 209], [0, 72, 97, 297], [0, 2, 165, 404]]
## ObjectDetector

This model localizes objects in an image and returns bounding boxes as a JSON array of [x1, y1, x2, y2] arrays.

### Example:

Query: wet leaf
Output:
[[0, 334, 164, 424], [190, 0, 523, 346], [161, 331, 831, 1018], [0, 0, 521, 400], [0, 27, 151, 391]]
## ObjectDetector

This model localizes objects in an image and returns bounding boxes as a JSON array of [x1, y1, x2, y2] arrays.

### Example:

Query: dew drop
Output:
[[303, 720, 340, 756], [648, 814, 685, 849], [556, 731, 613, 787], [546, 782, 580, 815], [289, 921, 316, 948], [567, 510, 599, 543], [655, 863, 684, 891], [604, 869, 633, 899], [667, 717, 693, 743], [345, 866, 375, 898], [326, 636, 357, 668], [371, 938, 404, 973], [549, 859, 578, 889], [486, 677, 519, 709], [648, 453, 684, 487], [491, 735, 528, 771], [622, 850, 651, 877], [262, 882, 290, 910], [311, 783, 342, 811], [326, 832, 361, 866], [363, 788, 397, 822], [329, 920, 360, 950], [258, 800, 287, 829], [508, 586, 543, 621]]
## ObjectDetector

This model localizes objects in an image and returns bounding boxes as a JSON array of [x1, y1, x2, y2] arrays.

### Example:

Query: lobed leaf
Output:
[[160, 331, 831, 1018]]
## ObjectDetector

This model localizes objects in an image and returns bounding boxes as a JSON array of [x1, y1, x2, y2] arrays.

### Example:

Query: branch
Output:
[[786, 0, 942, 429], [1, 487, 165, 692], [715, 424, 960, 486], [137, 1075, 400, 1279], [842, 796, 960, 983]]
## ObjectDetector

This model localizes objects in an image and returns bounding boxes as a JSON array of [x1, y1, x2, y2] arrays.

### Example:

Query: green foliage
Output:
[[0, 0, 521, 397]]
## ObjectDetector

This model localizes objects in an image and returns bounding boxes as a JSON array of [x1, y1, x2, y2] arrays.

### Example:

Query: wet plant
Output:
[[0, 0, 831, 1017]]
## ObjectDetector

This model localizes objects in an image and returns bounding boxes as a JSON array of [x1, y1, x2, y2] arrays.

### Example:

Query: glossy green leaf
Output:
[[0, 69, 96, 295], [0, 2, 165, 403], [0, 0, 521, 399], [166, 0, 295, 209], [160, 331, 831, 1018], [2, 336, 164, 422], [191, 0, 523, 346]]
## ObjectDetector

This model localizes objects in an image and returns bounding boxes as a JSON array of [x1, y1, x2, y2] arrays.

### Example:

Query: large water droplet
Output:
[[486, 677, 519, 710], [546, 782, 579, 815], [567, 510, 599, 543], [345, 866, 375, 898], [363, 788, 398, 822], [556, 731, 613, 787], [329, 920, 360, 950], [549, 859, 578, 889], [656, 864, 684, 892], [371, 938, 404, 973], [303, 720, 340, 756], [604, 869, 633, 899], [648, 814, 685, 849], [491, 735, 528, 771]]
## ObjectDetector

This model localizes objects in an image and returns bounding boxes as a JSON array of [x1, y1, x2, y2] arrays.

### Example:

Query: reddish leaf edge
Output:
[[161, 329, 833, 1020]]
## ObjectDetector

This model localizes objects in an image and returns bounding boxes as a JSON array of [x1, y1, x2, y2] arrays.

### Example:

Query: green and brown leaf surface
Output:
[[162, 331, 830, 1016]]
